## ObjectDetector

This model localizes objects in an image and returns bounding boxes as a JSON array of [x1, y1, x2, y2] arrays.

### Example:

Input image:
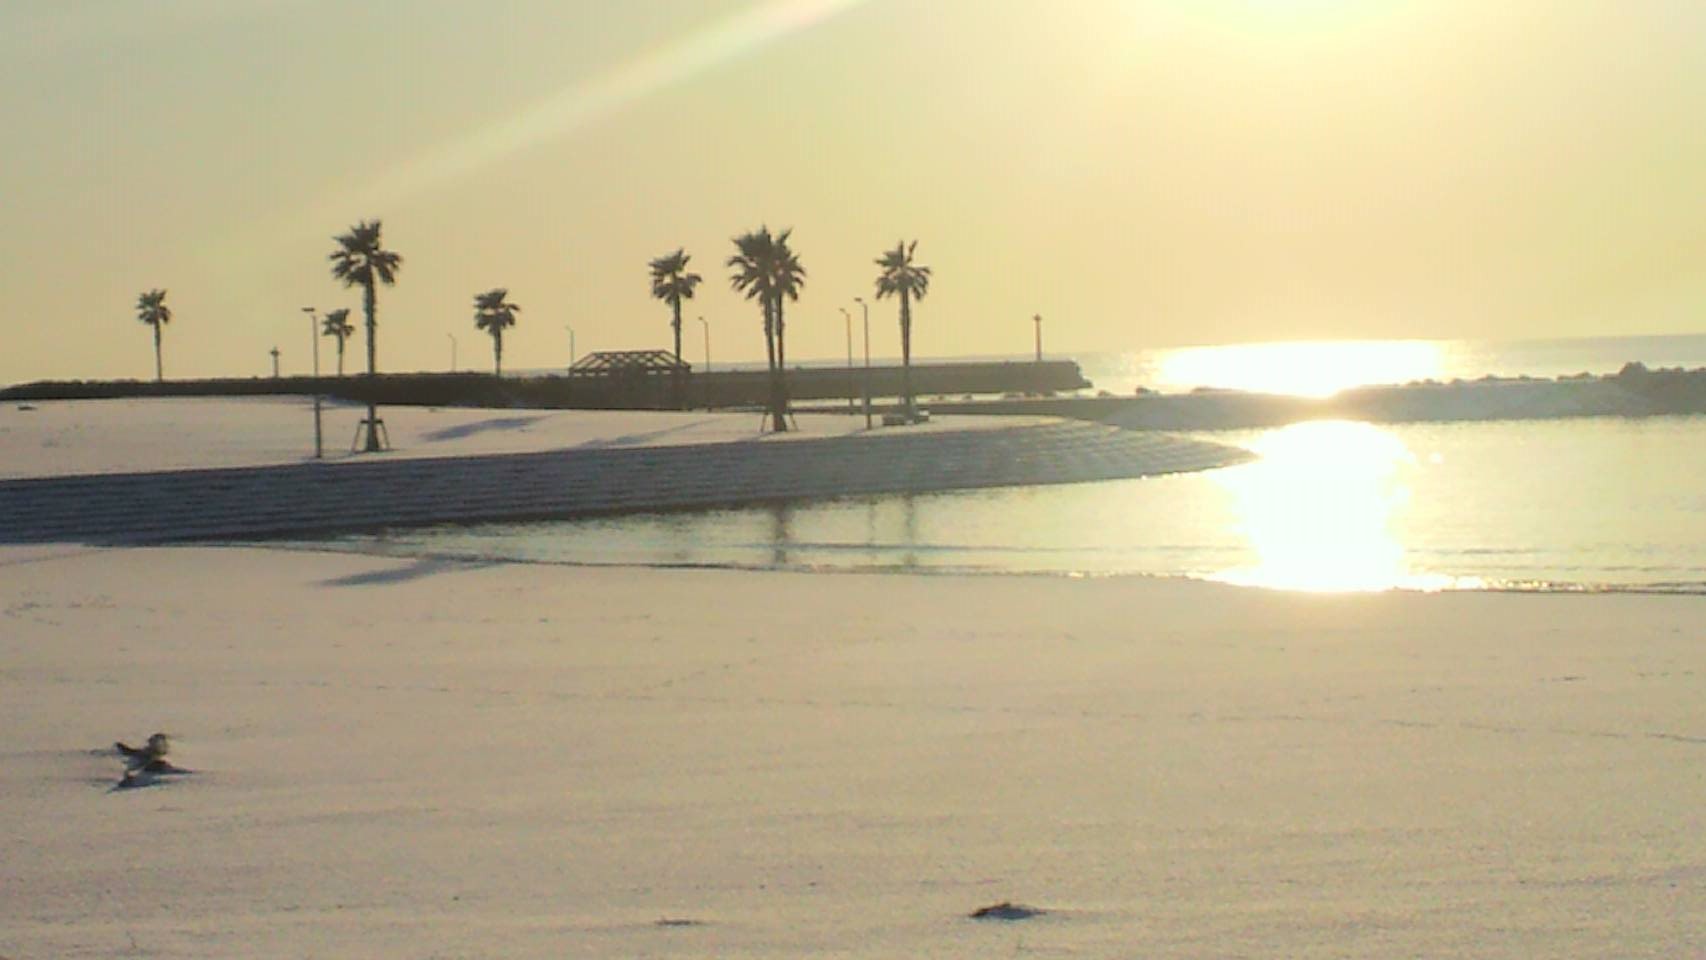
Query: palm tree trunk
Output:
[[762, 301, 777, 377], [153, 323, 163, 383], [672, 300, 683, 364], [336, 339, 345, 376], [494, 331, 503, 377], [761, 300, 783, 432], [772, 294, 790, 432], [900, 290, 914, 417], [362, 280, 381, 452], [671, 299, 685, 409]]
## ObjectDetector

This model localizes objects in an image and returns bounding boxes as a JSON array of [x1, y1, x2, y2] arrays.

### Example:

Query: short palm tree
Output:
[[320, 308, 355, 376], [874, 240, 931, 418], [328, 219, 402, 451], [135, 289, 171, 383], [728, 227, 805, 432], [473, 288, 521, 376], [648, 248, 702, 364]]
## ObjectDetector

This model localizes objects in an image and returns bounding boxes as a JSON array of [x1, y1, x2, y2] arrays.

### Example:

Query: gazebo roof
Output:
[[568, 350, 690, 375]]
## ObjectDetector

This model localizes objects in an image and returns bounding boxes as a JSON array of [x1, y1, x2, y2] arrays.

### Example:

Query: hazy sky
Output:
[[3, 0, 1703, 383]]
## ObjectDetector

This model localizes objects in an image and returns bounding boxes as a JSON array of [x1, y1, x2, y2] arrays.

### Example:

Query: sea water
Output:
[[323, 335, 1706, 593]]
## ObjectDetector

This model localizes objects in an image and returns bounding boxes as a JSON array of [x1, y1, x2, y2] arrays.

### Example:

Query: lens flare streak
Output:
[[363, 0, 868, 208]]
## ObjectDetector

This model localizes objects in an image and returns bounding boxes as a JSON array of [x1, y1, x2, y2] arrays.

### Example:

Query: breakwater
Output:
[[0, 361, 1089, 410], [937, 363, 1706, 430]]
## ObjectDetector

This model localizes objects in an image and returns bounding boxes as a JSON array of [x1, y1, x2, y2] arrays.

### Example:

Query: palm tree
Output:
[[728, 228, 779, 378], [728, 226, 806, 432], [769, 234, 805, 423], [328, 219, 402, 451], [473, 288, 521, 376], [320, 308, 355, 376], [874, 240, 931, 418], [648, 248, 702, 364], [135, 289, 171, 383]]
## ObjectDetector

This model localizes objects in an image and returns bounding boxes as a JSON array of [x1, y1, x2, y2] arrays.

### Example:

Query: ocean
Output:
[[323, 334, 1706, 593]]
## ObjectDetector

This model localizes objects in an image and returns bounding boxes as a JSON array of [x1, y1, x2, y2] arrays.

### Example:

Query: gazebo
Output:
[[567, 350, 692, 408]]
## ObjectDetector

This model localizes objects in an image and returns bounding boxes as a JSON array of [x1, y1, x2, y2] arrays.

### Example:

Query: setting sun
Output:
[[1156, 339, 1445, 397]]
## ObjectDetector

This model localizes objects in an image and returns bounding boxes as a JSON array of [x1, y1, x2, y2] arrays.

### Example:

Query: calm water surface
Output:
[[327, 415, 1706, 593]]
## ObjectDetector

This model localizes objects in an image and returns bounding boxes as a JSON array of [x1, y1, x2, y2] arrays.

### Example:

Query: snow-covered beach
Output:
[[6, 547, 1704, 958], [3, 399, 1703, 958]]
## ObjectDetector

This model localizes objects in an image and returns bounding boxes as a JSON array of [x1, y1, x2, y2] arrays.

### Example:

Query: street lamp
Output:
[[302, 307, 322, 459], [853, 296, 872, 429], [564, 324, 576, 369], [838, 307, 855, 414], [697, 316, 710, 373], [447, 333, 457, 372], [1033, 313, 1043, 363]]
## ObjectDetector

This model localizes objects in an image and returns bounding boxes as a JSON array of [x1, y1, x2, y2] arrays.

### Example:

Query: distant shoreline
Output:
[[937, 361, 1706, 430], [7, 360, 1705, 432]]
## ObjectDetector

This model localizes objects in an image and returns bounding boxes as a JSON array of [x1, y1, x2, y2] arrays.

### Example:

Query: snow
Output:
[[3, 546, 1703, 958], [0, 396, 1054, 480]]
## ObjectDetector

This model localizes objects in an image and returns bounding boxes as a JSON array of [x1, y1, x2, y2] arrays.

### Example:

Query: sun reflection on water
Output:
[[1211, 420, 1473, 592]]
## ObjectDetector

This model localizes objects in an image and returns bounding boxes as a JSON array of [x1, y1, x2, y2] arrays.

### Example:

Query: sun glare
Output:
[[352, 0, 867, 211], [1211, 420, 1464, 592], [1157, 340, 1445, 398]]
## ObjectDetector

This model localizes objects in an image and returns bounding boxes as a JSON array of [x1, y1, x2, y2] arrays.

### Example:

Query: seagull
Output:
[[115, 732, 177, 773]]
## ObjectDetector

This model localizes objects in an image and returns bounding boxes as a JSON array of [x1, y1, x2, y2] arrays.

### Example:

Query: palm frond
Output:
[[135, 288, 171, 326], [473, 287, 520, 333], [873, 239, 930, 301], [329, 219, 402, 288]]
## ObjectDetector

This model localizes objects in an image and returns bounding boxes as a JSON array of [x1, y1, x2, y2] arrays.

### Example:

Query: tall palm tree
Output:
[[648, 248, 702, 364], [320, 308, 355, 376], [135, 289, 171, 383], [769, 232, 805, 419], [728, 226, 805, 432], [473, 288, 521, 376], [874, 240, 931, 418], [729, 228, 778, 376], [328, 219, 402, 451]]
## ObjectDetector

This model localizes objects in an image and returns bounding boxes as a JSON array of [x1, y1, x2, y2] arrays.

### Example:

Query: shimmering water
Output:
[[326, 415, 1706, 593], [315, 336, 1706, 592]]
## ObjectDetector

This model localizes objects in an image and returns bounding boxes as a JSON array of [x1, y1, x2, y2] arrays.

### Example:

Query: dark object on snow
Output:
[[969, 901, 1044, 921], [116, 732, 174, 771], [113, 733, 189, 785]]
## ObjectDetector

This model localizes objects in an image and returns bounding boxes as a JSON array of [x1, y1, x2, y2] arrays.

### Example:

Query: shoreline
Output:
[[258, 535, 1706, 598], [0, 400, 1248, 544], [944, 362, 1706, 430]]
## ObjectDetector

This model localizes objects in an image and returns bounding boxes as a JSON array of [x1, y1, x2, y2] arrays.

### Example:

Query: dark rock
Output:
[[970, 901, 1044, 921]]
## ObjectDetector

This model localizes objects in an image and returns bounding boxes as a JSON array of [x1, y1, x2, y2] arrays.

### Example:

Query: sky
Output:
[[3, 0, 1704, 384]]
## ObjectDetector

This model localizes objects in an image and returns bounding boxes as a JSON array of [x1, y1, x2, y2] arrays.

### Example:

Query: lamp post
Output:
[[270, 346, 281, 378], [838, 307, 855, 414], [697, 316, 710, 373], [853, 296, 871, 429], [447, 333, 457, 372], [1033, 313, 1043, 363], [564, 324, 576, 370], [302, 307, 323, 458]]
